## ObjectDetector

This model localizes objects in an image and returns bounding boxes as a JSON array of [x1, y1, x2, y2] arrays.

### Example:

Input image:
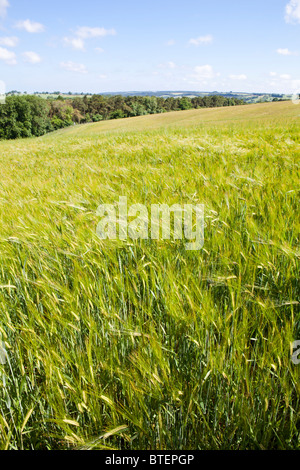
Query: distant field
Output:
[[51, 100, 300, 135], [0, 101, 299, 450]]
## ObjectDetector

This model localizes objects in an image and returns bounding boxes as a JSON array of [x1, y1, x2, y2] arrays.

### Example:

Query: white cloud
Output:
[[166, 61, 176, 69], [60, 61, 88, 74], [185, 65, 219, 85], [22, 51, 41, 64], [291, 78, 300, 90], [64, 26, 116, 51], [64, 36, 85, 51], [15, 19, 45, 33], [285, 0, 300, 23], [270, 72, 277, 76], [229, 74, 247, 80], [0, 46, 16, 65], [194, 65, 216, 79], [75, 26, 116, 39], [0, 36, 18, 47], [267, 74, 299, 94], [158, 61, 177, 70], [189, 35, 213, 46], [277, 48, 297, 55], [0, 0, 9, 18], [99, 74, 107, 79], [166, 39, 175, 46], [95, 47, 104, 53]]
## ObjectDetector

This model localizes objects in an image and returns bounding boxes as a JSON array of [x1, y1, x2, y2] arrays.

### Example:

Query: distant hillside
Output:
[[50, 101, 299, 138], [6, 90, 292, 104], [100, 91, 292, 104]]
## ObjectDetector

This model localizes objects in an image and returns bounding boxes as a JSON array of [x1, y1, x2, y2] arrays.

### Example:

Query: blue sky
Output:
[[0, 0, 299, 93]]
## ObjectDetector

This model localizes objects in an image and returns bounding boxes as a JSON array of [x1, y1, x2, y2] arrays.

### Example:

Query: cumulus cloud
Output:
[[0, 46, 16, 65], [291, 78, 300, 90], [15, 19, 45, 33], [0, 36, 18, 47], [164, 61, 176, 69], [277, 48, 297, 55], [64, 26, 116, 51], [229, 74, 247, 80], [22, 51, 41, 64], [184, 65, 219, 86], [158, 61, 177, 71], [75, 26, 116, 39], [285, 0, 300, 23], [268, 73, 299, 93], [0, 0, 9, 18], [60, 61, 88, 74], [64, 36, 85, 51], [189, 35, 213, 46], [193, 65, 216, 79], [167, 61, 176, 69]]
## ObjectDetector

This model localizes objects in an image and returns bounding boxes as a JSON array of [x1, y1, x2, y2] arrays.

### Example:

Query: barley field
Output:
[[0, 101, 299, 450]]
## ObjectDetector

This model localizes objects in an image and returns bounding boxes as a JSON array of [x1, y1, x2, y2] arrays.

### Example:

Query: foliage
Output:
[[0, 94, 245, 141], [0, 96, 52, 139], [0, 102, 299, 450]]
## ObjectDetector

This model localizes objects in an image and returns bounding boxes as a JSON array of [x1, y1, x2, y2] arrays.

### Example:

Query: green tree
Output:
[[178, 98, 193, 110]]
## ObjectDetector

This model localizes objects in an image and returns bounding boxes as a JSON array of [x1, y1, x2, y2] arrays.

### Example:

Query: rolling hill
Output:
[[0, 101, 299, 450]]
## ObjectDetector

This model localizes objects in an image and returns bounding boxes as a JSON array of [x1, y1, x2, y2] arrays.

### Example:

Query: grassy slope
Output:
[[0, 101, 299, 449], [50, 100, 300, 136]]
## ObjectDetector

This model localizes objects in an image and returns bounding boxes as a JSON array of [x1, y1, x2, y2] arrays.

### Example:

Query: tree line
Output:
[[0, 94, 245, 140]]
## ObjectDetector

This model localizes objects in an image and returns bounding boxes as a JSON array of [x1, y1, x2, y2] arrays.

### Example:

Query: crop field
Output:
[[0, 101, 299, 450]]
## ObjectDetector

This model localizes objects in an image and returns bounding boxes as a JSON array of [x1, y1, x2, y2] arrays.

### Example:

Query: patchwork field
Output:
[[0, 101, 299, 449]]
